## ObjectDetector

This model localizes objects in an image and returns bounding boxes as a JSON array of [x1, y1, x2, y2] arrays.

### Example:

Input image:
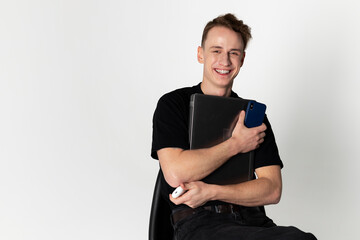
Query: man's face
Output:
[[198, 26, 245, 90]]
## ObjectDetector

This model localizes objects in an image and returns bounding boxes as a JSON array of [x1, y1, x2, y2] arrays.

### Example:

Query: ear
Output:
[[197, 46, 204, 64], [240, 51, 246, 67]]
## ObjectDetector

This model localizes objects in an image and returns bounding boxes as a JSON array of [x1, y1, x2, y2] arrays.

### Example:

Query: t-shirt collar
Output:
[[195, 82, 238, 98]]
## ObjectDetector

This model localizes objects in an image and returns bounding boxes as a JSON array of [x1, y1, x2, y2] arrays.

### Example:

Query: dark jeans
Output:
[[173, 208, 317, 240]]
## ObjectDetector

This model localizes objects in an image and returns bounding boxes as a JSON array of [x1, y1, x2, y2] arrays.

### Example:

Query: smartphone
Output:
[[244, 101, 267, 128]]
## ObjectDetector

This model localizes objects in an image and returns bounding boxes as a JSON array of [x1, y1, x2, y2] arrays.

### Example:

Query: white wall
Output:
[[1, 0, 359, 239]]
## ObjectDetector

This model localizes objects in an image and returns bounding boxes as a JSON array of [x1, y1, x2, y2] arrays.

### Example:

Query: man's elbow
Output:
[[269, 186, 282, 204], [158, 148, 187, 188], [163, 170, 183, 188], [160, 161, 184, 187]]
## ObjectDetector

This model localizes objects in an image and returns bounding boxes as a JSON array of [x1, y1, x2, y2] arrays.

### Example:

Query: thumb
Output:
[[238, 110, 246, 126], [180, 183, 188, 190]]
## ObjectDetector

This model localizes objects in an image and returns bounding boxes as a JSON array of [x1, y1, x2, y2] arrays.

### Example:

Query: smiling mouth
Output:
[[215, 69, 231, 75]]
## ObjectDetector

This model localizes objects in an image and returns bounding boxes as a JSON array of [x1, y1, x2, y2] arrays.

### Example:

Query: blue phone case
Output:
[[244, 101, 267, 128]]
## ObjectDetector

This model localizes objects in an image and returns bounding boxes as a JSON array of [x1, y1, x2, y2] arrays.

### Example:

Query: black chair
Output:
[[149, 170, 173, 240]]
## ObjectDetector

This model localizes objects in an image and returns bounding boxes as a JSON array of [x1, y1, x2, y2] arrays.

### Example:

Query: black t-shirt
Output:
[[151, 83, 283, 210]]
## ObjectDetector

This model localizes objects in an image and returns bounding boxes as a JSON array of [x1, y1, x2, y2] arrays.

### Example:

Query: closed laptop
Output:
[[189, 93, 254, 185]]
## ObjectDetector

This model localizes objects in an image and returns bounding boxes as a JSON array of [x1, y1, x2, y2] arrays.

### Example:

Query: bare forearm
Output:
[[210, 177, 282, 207], [159, 139, 238, 187]]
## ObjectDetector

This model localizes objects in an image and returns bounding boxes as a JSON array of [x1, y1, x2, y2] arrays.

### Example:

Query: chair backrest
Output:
[[149, 170, 173, 240]]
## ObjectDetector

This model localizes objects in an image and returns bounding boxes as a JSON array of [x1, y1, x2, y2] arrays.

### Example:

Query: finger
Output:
[[252, 123, 266, 132], [180, 183, 188, 190], [169, 194, 178, 204], [259, 132, 266, 139], [169, 194, 185, 205], [237, 110, 246, 126], [257, 132, 265, 143], [181, 183, 189, 190]]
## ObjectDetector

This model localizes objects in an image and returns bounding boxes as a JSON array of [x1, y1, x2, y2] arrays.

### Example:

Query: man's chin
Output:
[[213, 78, 234, 88]]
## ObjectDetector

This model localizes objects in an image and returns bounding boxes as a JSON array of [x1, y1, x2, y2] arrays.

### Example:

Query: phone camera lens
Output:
[[250, 103, 254, 110]]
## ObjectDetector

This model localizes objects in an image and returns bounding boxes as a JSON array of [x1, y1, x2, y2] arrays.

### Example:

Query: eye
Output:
[[230, 51, 240, 56], [212, 50, 220, 54]]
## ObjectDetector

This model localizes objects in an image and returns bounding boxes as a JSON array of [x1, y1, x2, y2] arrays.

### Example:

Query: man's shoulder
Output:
[[159, 84, 201, 104]]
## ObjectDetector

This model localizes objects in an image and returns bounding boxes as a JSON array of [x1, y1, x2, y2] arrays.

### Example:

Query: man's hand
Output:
[[231, 110, 267, 153], [169, 181, 213, 209]]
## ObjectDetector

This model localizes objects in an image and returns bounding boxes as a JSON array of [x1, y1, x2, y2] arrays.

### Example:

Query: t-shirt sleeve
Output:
[[254, 115, 284, 169], [151, 93, 189, 160]]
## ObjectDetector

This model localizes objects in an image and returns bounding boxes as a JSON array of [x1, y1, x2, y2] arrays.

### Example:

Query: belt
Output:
[[171, 204, 241, 225]]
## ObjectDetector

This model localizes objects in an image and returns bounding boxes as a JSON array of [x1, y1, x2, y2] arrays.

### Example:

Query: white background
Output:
[[1, 0, 359, 239]]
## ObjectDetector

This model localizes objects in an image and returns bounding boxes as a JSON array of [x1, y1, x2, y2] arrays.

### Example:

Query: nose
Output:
[[219, 52, 231, 66]]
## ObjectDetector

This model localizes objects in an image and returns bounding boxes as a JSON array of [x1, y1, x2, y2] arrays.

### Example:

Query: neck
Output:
[[200, 81, 233, 97]]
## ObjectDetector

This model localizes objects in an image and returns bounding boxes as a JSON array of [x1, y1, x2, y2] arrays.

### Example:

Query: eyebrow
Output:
[[209, 46, 243, 52]]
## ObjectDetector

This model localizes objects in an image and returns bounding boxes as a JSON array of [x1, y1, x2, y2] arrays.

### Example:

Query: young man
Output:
[[151, 13, 316, 240]]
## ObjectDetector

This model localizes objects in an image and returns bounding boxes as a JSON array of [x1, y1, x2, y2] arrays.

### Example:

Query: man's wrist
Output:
[[208, 184, 219, 202], [227, 137, 242, 156]]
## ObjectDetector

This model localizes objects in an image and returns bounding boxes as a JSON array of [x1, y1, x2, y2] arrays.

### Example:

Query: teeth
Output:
[[216, 69, 230, 74]]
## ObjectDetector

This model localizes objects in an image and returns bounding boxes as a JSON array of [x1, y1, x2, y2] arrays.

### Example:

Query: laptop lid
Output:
[[189, 93, 254, 185]]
